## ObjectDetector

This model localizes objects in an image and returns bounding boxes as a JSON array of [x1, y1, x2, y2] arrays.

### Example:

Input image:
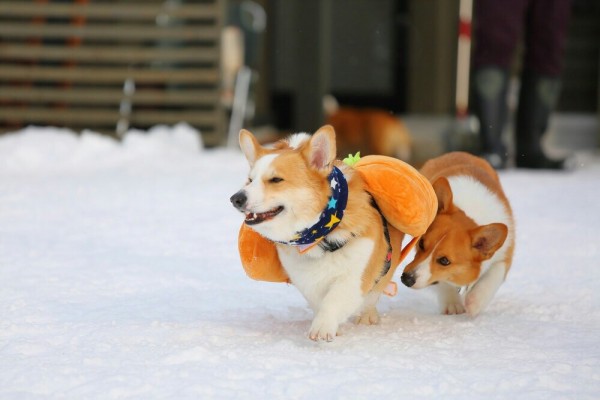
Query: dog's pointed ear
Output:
[[239, 129, 262, 167], [470, 223, 508, 261], [306, 125, 337, 171], [432, 177, 453, 213]]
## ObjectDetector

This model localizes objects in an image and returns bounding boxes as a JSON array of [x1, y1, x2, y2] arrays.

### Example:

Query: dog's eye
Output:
[[437, 256, 451, 266], [269, 177, 283, 183], [247, 178, 253, 184], [418, 238, 425, 251]]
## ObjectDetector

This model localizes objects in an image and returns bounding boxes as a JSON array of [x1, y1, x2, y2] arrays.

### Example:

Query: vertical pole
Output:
[[455, 0, 473, 118], [227, 66, 252, 148]]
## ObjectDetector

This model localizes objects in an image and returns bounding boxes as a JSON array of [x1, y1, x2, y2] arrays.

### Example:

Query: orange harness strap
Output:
[[383, 236, 420, 297]]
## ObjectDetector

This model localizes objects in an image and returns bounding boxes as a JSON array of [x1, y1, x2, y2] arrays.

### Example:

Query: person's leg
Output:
[[472, 68, 510, 168], [523, 0, 572, 77], [471, 0, 529, 168], [516, 0, 573, 169], [472, 0, 528, 70]]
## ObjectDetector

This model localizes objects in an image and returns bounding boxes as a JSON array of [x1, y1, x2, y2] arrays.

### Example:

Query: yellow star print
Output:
[[324, 213, 340, 229]]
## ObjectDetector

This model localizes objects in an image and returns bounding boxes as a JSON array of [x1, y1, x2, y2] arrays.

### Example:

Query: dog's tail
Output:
[[322, 94, 339, 117]]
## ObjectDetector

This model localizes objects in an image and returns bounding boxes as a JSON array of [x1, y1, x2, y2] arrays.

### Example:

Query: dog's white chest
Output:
[[277, 237, 374, 311]]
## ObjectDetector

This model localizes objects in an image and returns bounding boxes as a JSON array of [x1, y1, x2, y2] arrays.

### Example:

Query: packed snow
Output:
[[1, 124, 599, 399]]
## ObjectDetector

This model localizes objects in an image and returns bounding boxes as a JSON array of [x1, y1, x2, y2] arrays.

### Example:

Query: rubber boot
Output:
[[472, 68, 510, 169], [515, 70, 567, 169]]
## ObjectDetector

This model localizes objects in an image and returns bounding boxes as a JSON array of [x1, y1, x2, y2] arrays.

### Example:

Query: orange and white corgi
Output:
[[323, 95, 413, 162], [230, 125, 403, 341], [401, 152, 515, 316]]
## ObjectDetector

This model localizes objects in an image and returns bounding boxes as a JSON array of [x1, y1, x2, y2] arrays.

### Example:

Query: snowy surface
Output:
[[1, 125, 599, 399]]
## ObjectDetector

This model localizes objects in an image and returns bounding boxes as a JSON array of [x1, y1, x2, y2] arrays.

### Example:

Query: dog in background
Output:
[[323, 95, 412, 162], [401, 152, 515, 316]]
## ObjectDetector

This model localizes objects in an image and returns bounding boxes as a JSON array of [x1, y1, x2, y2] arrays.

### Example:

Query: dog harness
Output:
[[370, 197, 393, 284], [318, 194, 400, 296], [276, 160, 421, 297], [279, 163, 397, 293], [281, 166, 348, 253]]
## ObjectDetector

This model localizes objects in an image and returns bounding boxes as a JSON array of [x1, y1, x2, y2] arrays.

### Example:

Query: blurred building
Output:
[[0, 0, 598, 154]]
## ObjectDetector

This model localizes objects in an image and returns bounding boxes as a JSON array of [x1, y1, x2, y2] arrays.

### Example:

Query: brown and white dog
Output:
[[230, 125, 404, 341], [401, 152, 515, 316], [323, 95, 412, 162]]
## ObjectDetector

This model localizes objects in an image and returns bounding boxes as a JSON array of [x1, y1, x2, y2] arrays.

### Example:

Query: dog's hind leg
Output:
[[356, 291, 381, 325]]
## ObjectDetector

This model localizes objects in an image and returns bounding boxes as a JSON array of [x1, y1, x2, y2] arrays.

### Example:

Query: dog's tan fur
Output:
[[325, 106, 412, 162], [235, 126, 405, 340], [254, 129, 402, 294], [402, 152, 514, 316]]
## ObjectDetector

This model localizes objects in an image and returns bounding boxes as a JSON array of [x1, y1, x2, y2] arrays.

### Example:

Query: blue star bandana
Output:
[[285, 166, 348, 253]]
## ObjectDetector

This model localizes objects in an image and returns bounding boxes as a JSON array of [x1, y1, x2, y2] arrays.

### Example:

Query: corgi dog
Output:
[[230, 125, 404, 341], [323, 95, 412, 162], [401, 152, 515, 316]]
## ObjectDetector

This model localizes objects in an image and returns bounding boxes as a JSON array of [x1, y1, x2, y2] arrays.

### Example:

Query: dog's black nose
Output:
[[401, 272, 415, 288], [230, 191, 247, 211]]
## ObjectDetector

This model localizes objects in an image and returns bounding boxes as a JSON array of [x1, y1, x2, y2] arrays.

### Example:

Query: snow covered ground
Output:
[[1, 125, 599, 399]]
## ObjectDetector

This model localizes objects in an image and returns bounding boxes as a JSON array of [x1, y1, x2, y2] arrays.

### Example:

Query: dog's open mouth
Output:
[[245, 206, 284, 225]]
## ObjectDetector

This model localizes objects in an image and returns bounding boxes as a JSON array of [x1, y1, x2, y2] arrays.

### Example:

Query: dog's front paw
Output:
[[442, 302, 466, 315], [308, 315, 339, 342], [464, 292, 482, 316]]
